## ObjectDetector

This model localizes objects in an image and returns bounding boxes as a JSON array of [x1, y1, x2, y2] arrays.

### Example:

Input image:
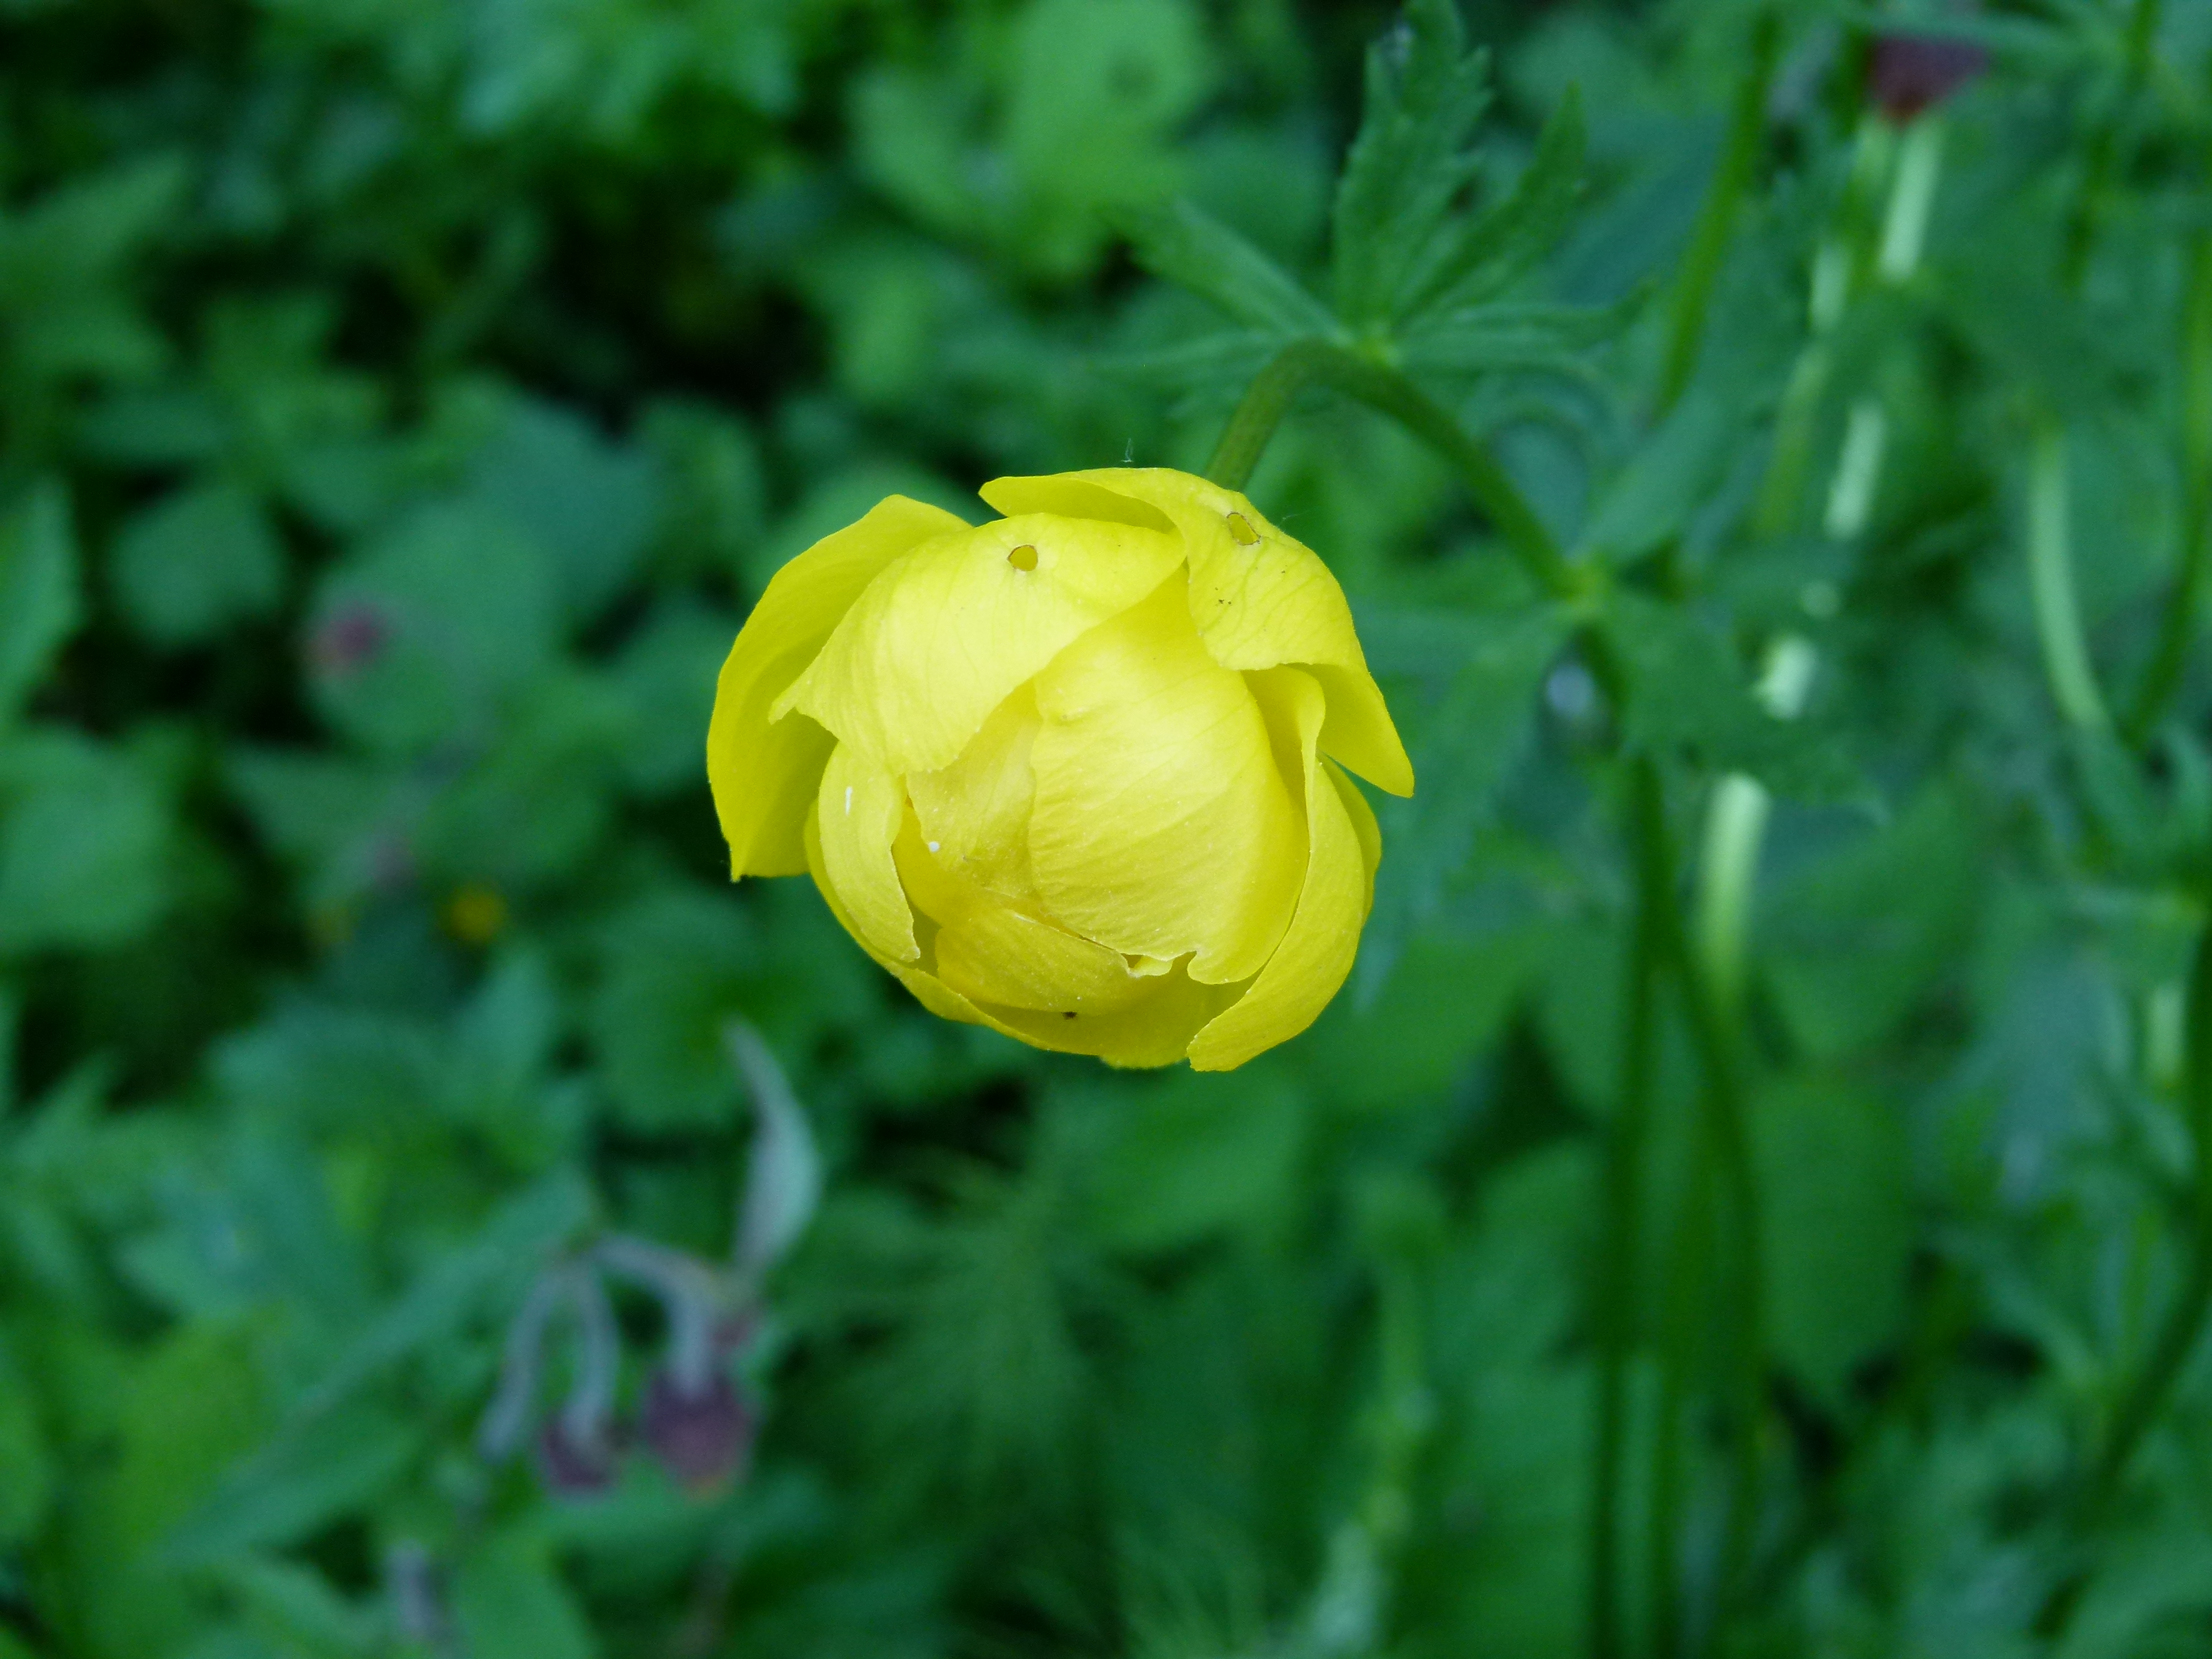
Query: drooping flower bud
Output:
[[1868, 33, 1988, 124], [706, 470, 1413, 1071], [536, 1414, 617, 1496], [641, 1369, 755, 1494], [308, 601, 391, 677]]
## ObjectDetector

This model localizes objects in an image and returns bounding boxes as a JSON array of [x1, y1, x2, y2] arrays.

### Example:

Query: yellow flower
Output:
[[705, 468, 1413, 1070]]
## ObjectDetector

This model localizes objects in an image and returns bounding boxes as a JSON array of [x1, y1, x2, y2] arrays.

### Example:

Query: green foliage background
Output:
[[4, 0, 2212, 1655]]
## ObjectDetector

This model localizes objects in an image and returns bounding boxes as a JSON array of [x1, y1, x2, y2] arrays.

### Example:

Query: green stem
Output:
[[1590, 755, 1670, 1659], [1654, 10, 1780, 415], [2089, 915, 2212, 1513], [2026, 420, 2112, 733], [1205, 339, 1578, 601], [2125, 229, 2212, 743], [1645, 1162, 1714, 1659], [2061, 0, 2163, 294], [1653, 854, 1767, 1608]]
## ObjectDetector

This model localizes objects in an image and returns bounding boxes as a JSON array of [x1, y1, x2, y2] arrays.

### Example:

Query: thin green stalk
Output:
[[2026, 420, 2112, 732], [2125, 229, 2212, 743], [2088, 914, 2212, 1512], [1591, 756, 1671, 1659], [1205, 339, 1579, 601], [1646, 1164, 1715, 1659], [2061, 0, 2163, 294], [1206, 345, 1336, 494], [1650, 867, 1767, 1609], [1654, 10, 1779, 415]]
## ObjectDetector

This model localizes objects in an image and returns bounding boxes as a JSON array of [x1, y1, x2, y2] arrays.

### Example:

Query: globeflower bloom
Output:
[[706, 468, 1412, 1070]]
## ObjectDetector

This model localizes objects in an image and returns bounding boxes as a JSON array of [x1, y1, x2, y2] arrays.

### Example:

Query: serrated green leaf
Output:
[[1120, 199, 1339, 336], [1401, 85, 1589, 325], [1330, 0, 1492, 328]]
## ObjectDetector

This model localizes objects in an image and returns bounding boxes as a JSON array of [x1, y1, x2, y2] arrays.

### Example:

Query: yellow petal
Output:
[[904, 684, 1043, 908], [774, 512, 1183, 775], [980, 970, 1238, 1069], [804, 805, 984, 1028], [807, 801, 1206, 1065], [1333, 756, 1382, 894], [814, 743, 916, 964], [891, 814, 1157, 1014], [708, 495, 970, 877], [1027, 573, 1303, 985], [1186, 668, 1371, 1072], [981, 469, 1414, 797]]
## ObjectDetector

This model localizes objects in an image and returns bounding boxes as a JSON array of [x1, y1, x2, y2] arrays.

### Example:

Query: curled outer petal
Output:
[[1186, 668, 1380, 1073], [774, 512, 1183, 775], [980, 470, 1414, 798], [814, 744, 915, 966], [708, 496, 970, 876]]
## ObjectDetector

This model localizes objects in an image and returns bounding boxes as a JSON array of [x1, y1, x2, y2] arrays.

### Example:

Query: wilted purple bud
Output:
[[309, 603, 390, 677], [1868, 33, 1988, 123], [642, 1369, 754, 1494], [536, 1414, 618, 1496]]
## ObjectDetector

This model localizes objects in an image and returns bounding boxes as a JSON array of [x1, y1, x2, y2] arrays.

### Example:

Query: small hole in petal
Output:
[[1224, 511, 1260, 546], [1007, 543, 1038, 571], [1062, 1010, 1078, 1019]]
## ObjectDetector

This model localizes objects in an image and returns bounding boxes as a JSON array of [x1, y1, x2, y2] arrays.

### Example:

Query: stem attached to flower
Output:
[[1205, 338, 1578, 601], [1654, 9, 1779, 416]]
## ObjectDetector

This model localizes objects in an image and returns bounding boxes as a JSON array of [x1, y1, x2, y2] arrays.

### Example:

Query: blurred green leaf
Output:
[[1121, 199, 1338, 337], [0, 728, 171, 954], [0, 480, 77, 719], [1754, 1075, 1911, 1404], [109, 480, 285, 646], [590, 889, 752, 1133], [0, 1327, 54, 1544], [1083, 1070, 1305, 1252], [452, 1534, 598, 1659], [166, 1401, 418, 1566]]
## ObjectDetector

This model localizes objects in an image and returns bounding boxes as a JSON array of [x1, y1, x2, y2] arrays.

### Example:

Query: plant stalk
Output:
[[2126, 229, 2212, 742], [1591, 754, 1672, 1659], [2088, 914, 2212, 1513], [2026, 421, 2111, 732], [1654, 10, 1780, 415], [1205, 338, 1579, 601]]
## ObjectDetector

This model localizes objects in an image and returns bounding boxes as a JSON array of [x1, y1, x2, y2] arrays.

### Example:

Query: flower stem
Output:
[[1590, 754, 1671, 1659], [1660, 880, 1767, 1611], [1654, 10, 1779, 415], [1206, 338, 1578, 601], [2026, 420, 2111, 732], [2125, 228, 2212, 743], [2091, 914, 2212, 1511]]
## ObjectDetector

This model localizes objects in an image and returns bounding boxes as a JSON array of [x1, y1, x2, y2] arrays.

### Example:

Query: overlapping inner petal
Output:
[[1026, 572, 1304, 985]]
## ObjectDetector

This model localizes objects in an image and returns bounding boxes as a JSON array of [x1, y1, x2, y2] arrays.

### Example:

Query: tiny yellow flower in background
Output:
[[443, 883, 511, 944], [706, 469, 1413, 1070]]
